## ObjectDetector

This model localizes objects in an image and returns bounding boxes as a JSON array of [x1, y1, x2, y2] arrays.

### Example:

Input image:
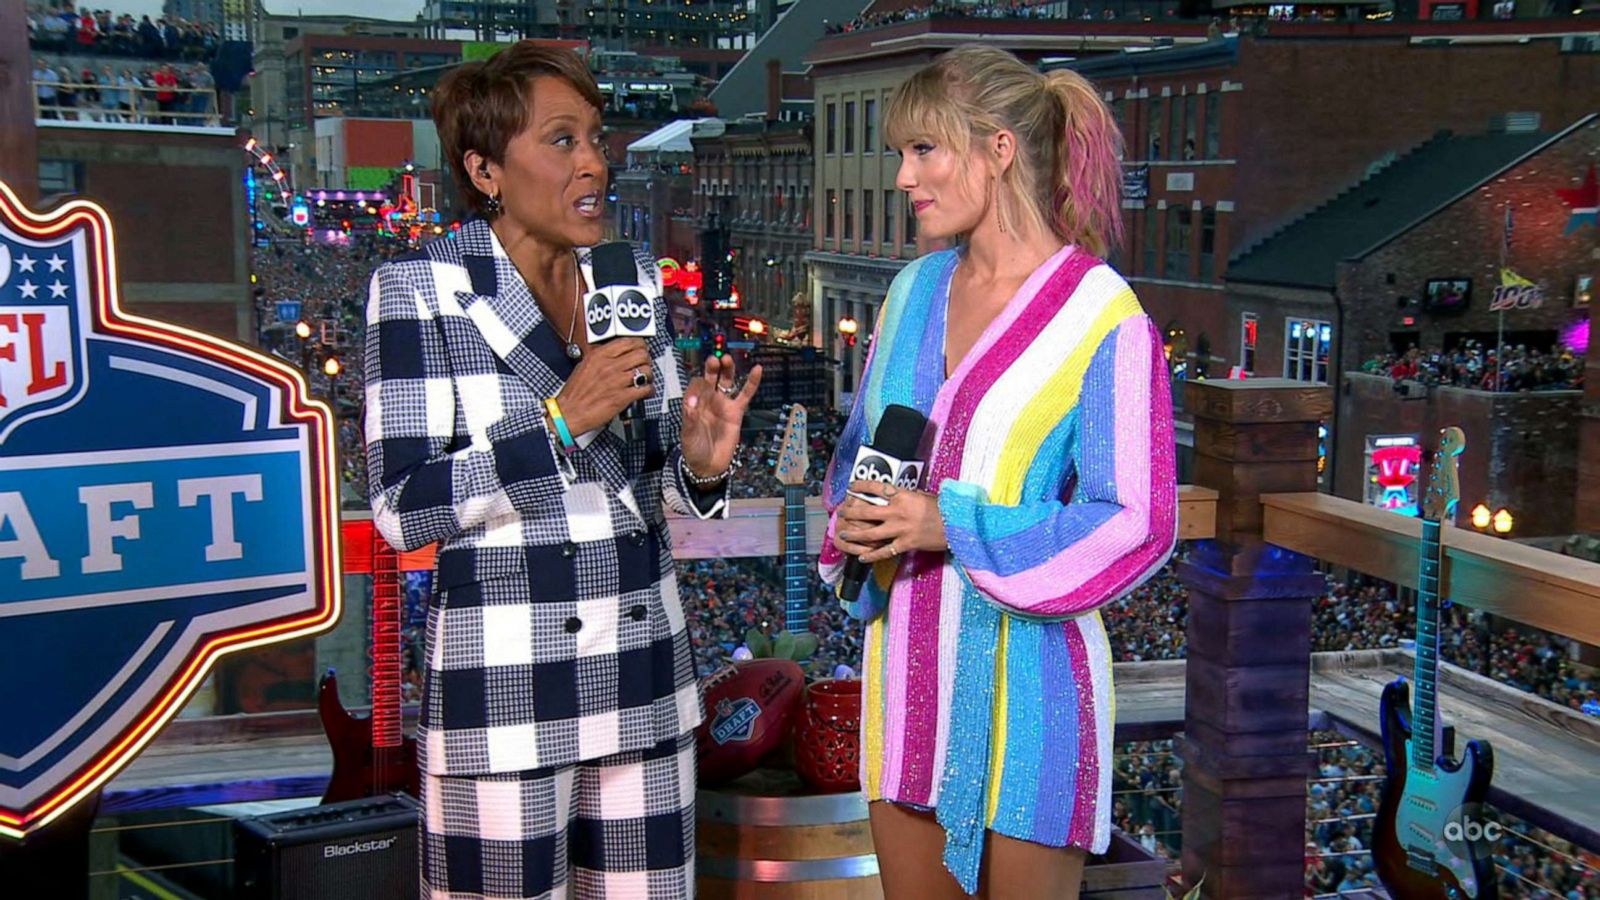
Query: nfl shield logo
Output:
[[0, 183, 342, 838], [0, 235, 86, 440]]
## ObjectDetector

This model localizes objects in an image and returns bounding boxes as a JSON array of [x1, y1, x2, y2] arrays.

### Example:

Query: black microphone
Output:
[[837, 404, 928, 603], [585, 242, 656, 442]]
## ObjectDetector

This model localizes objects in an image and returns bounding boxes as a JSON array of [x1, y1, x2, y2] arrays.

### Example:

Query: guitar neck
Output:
[[783, 484, 809, 634], [371, 545, 403, 749], [1411, 517, 1442, 776]]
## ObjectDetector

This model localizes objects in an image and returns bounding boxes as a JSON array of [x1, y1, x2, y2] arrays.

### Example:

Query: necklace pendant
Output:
[[566, 342, 583, 360]]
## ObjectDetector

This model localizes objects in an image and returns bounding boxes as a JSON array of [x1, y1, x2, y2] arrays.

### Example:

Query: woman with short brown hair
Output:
[[365, 41, 760, 898]]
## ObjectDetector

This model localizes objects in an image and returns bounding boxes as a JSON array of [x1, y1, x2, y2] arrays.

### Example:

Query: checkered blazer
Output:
[[364, 218, 724, 778]]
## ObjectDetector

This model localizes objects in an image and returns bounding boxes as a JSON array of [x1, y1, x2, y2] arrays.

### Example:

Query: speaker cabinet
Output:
[[234, 793, 418, 900]]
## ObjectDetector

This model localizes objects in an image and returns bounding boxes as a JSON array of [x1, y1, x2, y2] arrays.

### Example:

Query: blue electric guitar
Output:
[[770, 403, 811, 636], [1374, 426, 1497, 899]]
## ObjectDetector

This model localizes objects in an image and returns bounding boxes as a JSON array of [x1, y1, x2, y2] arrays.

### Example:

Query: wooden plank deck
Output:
[[105, 651, 1600, 854]]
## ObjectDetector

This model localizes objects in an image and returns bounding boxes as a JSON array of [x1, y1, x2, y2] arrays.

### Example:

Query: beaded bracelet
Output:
[[544, 397, 577, 454], [680, 445, 740, 489]]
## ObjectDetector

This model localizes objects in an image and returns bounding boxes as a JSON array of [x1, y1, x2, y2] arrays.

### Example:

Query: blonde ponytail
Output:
[[1042, 69, 1124, 259]]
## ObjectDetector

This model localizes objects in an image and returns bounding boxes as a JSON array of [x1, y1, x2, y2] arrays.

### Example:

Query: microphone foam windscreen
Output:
[[873, 404, 928, 461], [590, 242, 642, 289]]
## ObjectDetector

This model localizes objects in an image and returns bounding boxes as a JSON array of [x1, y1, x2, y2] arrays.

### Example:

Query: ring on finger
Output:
[[631, 367, 650, 389], [718, 383, 739, 397]]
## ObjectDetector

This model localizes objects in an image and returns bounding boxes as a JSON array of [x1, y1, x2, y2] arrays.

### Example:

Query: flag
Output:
[[1502, 203, 1513, 257], [1500, 268, 1536, 289]]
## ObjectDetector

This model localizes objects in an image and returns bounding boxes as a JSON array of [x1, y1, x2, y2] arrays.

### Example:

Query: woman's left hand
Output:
[[681, 354, 763, 480], [836, 480, 948, 564]]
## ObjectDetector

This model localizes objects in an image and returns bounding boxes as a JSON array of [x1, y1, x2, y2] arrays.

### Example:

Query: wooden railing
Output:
[[31, 80, 219, 127]]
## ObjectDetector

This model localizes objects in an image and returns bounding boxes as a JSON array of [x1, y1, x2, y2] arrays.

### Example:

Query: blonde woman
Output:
[[821, 45, 1178, 898]]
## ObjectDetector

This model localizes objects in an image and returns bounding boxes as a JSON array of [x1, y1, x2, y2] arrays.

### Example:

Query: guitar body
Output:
[[1374, 679, 1497, 899], [318, 670, 419, 803]]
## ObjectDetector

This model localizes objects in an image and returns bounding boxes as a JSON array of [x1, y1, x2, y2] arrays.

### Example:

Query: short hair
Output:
[[432, 42, 603, 218]]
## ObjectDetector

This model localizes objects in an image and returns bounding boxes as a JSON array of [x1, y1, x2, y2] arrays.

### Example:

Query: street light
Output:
[[294, 320, 313, 340], [323, 356, 343, 377], [837, 315, 858, 346], [1492, 508, 1513, 535]]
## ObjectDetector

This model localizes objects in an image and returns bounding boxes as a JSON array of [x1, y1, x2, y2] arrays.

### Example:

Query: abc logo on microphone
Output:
[[613, 289, 654, 336], [586, 293, 614, 337], [852, 455, 896, 485]]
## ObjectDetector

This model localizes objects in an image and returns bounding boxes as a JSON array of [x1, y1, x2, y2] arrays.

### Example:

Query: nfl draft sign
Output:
[[0, 181, 342, 839]]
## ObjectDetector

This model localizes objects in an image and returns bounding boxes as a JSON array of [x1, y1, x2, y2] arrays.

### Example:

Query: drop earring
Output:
[[995, 174, 1007, 234], [484, 193, 502, 216]]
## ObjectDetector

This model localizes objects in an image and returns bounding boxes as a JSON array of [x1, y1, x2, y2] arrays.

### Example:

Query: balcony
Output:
[[66, 379, 1600, 897]]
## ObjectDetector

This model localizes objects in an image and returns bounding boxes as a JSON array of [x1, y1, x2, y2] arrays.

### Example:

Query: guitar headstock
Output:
[[771, 404, 810, 487], [1422, 426, 1464, 522]]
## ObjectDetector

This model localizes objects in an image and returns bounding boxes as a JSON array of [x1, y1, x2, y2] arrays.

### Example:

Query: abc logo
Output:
[[615, 289, 654, 333], [895, 463, 922, 489], [1443, 819, 1502, 844], [852, 456, 895, 484], [585, 294, 613, 335]]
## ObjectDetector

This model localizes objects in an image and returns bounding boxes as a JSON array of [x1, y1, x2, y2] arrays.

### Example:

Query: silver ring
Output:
[[718, 383, 739, 397], [632, 367, 649, 389], [889, 542, 898, 556]]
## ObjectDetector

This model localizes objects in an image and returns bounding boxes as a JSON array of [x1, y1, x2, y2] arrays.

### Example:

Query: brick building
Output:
[[1232, 116, 1599, 534], [1061, 27, 1600, 381]]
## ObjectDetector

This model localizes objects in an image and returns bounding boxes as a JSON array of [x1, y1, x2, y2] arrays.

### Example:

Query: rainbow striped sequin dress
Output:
[[818, 245, 1179, 892]]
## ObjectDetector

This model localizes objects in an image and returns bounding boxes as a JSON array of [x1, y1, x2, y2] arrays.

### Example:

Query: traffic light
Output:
[[712, 333, 726, 359], [701, 227, 733, 305]]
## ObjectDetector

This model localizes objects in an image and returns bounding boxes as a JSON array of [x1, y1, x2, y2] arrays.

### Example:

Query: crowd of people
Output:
[[824, 0, 1066, 35], [28, 4, 221, 62], [32, 58, 217, 125], [1362, 341, 1583, 392]]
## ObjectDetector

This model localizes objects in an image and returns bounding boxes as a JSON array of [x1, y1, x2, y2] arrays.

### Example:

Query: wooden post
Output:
[[1175, 378, 1333, 900], [0, 0, 38, 203]]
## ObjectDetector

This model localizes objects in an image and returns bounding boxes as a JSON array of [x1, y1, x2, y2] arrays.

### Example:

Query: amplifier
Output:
[[234, 793, 419, 900]]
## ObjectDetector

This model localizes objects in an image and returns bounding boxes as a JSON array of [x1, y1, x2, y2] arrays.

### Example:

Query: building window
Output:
[[884, 190, 896, 247], [1183, 94, 1198, 161], [1240, 312, 1257, 374], [1165, 207, 1191, 278], [1200, 206, 1216, 280], [1284, 318, 1332, 382], [864, 98, 877, 155], [863, 188, 874, 244], [843, 189, 855, 241], [37, 159, 81, 196], [826, 103, 836, 154], [1170, 93, 1185, 164], [1205, 92, 1221, 159], [904, 194, 917, 246], [1143, 205, 1158, 275], [844, 100, 856, 154], [1148, 96, 1164, 160], [826, 188, 837, 240]]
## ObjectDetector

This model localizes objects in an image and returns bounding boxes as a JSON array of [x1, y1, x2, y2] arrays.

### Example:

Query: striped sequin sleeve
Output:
[[937, 316, 1178, 619]]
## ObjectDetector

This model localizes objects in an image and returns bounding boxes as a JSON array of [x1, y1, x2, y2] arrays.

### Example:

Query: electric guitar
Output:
[[770, 403, 812, 636], [318, 529, 419, 802], [1374, 426, 1497, 899]]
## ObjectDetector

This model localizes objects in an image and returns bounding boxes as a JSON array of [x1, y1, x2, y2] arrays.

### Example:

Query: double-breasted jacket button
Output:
[[559, 541, 578, 558], [628, 531, 646, 547], [628, 605, 647, 622], [564, 616, 583, 633]]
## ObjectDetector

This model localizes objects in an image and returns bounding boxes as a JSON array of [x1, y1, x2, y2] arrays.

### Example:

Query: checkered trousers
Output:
[[364, 219, 727, 778], [421, 732, 696, 899]]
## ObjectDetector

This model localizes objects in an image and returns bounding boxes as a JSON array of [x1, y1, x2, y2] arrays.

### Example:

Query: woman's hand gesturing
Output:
[[681, 354, 763, 480]]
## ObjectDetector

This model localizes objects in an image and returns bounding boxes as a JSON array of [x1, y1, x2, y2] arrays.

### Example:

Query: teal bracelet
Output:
[[544, 397, 577, 453]]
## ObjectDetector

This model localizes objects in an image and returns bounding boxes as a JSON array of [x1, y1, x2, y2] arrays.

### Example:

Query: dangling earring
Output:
[[995, 174, 1007, 234], [484, 192, 502, 216]]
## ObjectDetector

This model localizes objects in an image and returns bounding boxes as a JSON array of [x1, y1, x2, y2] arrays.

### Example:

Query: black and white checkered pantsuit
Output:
[[421, 731, 695, 899]]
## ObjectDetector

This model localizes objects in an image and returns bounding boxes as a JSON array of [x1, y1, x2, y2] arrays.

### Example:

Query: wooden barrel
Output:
[[696, 768, 882, 899]]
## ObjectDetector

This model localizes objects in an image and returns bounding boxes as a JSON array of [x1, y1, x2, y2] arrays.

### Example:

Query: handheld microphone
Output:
[[585, 242, 657, 441], [837, 404, 928, 603]]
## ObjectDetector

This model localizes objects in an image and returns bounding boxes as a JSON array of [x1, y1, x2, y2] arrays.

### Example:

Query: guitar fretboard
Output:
[[371, 544, 403, 750], [783, 483, 808, 635], [1411, 518, 1442, 776]]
